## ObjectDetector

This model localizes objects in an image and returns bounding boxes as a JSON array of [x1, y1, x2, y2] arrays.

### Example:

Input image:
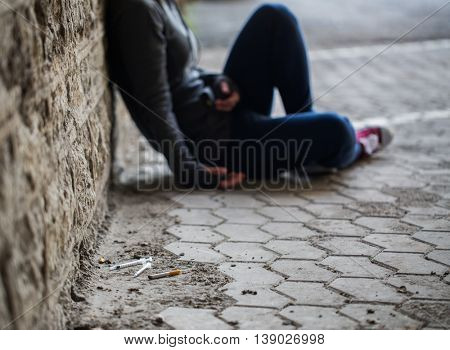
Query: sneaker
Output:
[[356, 126, 393, 156]]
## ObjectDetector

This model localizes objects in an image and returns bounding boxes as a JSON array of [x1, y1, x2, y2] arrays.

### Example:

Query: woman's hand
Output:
[[205, 166, 245, 189], [215, 81, 240, 112]]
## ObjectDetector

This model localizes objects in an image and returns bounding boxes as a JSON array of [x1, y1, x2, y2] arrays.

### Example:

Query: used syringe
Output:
[[133, 262, 152, 278], [109, 257, 152, 271]]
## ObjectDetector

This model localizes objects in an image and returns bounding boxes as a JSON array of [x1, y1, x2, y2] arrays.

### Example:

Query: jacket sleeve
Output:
[[114, 1, 199, 179]]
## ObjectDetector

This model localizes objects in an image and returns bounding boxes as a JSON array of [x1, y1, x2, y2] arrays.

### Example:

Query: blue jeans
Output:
[[221, 4, 361, 177]]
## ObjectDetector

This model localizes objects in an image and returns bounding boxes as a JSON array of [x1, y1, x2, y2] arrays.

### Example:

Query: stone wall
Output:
[[0, 0, 112, 329]]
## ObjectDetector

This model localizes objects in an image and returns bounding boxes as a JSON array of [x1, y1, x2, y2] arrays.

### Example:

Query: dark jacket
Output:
[[106, 0, 231, 184]]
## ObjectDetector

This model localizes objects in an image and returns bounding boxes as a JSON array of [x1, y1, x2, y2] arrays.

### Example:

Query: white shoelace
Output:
[[359, 134, 380, 155]]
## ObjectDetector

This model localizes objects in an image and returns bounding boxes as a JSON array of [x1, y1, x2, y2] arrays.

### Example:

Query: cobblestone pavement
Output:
[[187, 0, 450, 50], [69, 3, 450, 330], [157, 111, 450, 329]]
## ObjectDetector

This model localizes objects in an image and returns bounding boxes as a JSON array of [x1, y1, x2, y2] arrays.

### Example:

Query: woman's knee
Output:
[[254, 3, 297, 25], [322, 113, 356, 150]]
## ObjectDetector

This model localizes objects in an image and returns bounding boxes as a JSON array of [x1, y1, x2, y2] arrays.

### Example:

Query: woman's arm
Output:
[[116, 3, 189, 167], [114, 1, 222, 187]]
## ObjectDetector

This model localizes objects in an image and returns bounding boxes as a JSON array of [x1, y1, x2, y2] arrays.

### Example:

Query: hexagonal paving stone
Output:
[[340, 304, 422, 329], [215, 223, 272, 243], [271, 260, 336, 282], [221, 307, 294, 329], [387, 275, 450, 300], [307, 219, 368, 237], [321, 256, 392, 278], [164, 242, 226, 264], [261, 222, 318, 239], [255, 192, 311, 207], [165, 225, 224, 243], [427, 250, 450, 266], [168, 208, 222, 226], [222, 282, 290, 309], [382, 188, 440, 208], [304, 204, 360, 219], [219, 262, 284, 286], [315, 237, 379, 256], [346, 202, 407, 218], [330, 278, 405, 303], [438, 199, 450, 209], [370, 164, 414, 176], [331, 173, 384, 189], [258, 206, 315, 223], [170, 193, 222, 208], [160, 307, 232, 330], [402, 206, 450, 216], [402, 215, 450, 231], [425, 184, 450, 199], [213, 193, 265, 208], [276, 282, 347, 306], [280, 305, 357, 329], [354, 217, 419, 234], [299, 190, 353, 204], [401, 300, 450, 329], [374, 175, 426, 189], [214, 208, 267, 225], [412, 231, 450, 249], [265, 240, 326, 260], [445, 274, 450, 283], [374, 252, 447, 275], [363, 234, 431, 253], [215, 242, 277, 262], [342, 189, 396, 203]]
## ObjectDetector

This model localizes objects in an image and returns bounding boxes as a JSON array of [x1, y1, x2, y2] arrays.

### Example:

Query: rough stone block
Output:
[[0, 0, 112, 329]]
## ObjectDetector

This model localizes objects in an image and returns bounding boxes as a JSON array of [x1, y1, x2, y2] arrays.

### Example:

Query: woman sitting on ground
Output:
[[106, 0, 392, 189]]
